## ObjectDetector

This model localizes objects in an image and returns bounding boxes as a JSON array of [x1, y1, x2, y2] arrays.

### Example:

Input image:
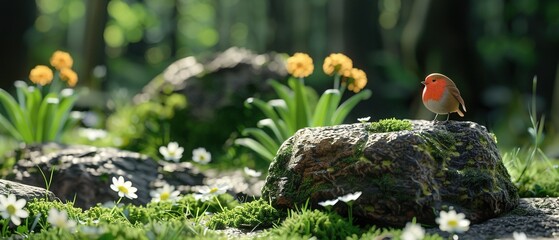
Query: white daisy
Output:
[[401, 222, 425, 240], [357, 116, 371, 123], [47, 208, 77, 231], [192, 147, 211, 164], [318, 198, 339, 207], [193, 183, 230, 202], [0, 194, 29, 226], [436, 209, 470, 234], [338, 191, 362, 203], [512, 232, 528, 240], [150, 184, 180, 203], [243, 167, 262, 178], [110, 176, 138, 199], [159, 142, 184, 162]]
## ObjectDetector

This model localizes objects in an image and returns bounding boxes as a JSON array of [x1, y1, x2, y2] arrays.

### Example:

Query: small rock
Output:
[[262, 120, 519, 227]]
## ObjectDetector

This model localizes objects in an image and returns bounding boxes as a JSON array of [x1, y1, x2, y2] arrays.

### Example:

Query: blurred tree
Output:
[[0, 1, 36, 90]]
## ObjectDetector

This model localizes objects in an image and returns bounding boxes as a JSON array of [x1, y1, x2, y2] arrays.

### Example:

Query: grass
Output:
[[0, 194, 448, 240], [502, 77, 559, 197]]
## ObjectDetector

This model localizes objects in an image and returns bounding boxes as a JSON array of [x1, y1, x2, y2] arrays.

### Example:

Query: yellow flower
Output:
[[50, 51, 73, 70], [286, 53, 314, 78], [343, 68, 368, 93], [323, 53, 353, 76], [59, 68, 78, 87], [29, 65, 54, 86]]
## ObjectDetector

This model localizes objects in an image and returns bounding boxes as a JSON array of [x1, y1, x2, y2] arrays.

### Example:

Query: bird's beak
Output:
[[421, 81, 426, 85]]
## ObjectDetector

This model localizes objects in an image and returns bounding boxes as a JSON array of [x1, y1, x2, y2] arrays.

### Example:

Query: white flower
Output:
[[47, 208, 77, 231], [0, 194, 29, 226], [194, 183, 230, 202], [159, 142, 184, 162], [150, 184, 180, 203], [318, 198, 339, 207], [110, 176, 138, 199], [512, 232, 528, 240], [79, 128, 108, 141], [338, 191, 362, 203], [192, 147, 211, 164], [357, 116, 371, 123], [401, 222, 425, 240], [436, 209, 470, 234], [244, 167, 262, 178]]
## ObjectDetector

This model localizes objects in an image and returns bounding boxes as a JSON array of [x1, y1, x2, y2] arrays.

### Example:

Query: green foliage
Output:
[[268, 209, 361, 240], [26, 199, 83, 230], [0, 81, 78, 144], [503, 77, 559, 197], [207, 199, 284, 229], [237, 76, 372, 162], [367, 118, 412, 133], [105, 92, 187, 157]]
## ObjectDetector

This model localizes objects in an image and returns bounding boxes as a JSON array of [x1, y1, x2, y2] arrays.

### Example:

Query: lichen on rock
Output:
[[262, 120, 519, 227]]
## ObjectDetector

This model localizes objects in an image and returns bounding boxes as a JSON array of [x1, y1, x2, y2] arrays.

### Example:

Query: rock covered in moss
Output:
[[262, 120, 518, 227], [7, 143, 205, 209]]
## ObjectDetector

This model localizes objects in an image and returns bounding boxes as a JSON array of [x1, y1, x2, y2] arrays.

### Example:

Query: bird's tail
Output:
[[457, 108, 465, 117]]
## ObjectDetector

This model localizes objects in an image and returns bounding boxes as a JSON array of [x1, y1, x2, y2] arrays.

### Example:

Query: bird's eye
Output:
[[432, 79, 437, 82]]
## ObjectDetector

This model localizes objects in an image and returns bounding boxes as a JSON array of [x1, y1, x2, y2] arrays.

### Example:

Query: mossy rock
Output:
[[261, 120, 518, 227]]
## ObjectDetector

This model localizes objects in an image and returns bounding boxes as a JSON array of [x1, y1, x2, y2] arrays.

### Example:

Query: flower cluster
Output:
[[286, 52, 368, 93], [158, 142, 212, 165], [30, 50, 78, 87], [323, 53, 353, 76], [286, 53, 314, 78]]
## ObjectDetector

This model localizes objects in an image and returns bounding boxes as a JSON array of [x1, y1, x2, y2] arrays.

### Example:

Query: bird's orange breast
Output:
[[422, 81, 447, 102]]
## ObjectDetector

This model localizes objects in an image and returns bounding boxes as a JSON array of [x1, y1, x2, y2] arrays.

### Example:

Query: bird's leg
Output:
[[444, 113, 450, 122], [432, 114, 439, 121]]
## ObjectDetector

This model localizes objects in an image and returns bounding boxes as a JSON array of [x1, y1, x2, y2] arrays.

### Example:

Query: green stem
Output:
[[333, 74, 341, 89], [110, 197, 123, 216], [214, 195, 225, 212]]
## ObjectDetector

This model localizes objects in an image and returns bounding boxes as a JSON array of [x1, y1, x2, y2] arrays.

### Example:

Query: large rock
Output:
[[0, 179, 56, 202], [6, 143, 205, 209], [262, 120, 519, 227]]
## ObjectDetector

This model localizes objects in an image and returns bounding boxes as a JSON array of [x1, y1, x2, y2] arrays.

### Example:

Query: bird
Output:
[[421, 73, 466, 121]]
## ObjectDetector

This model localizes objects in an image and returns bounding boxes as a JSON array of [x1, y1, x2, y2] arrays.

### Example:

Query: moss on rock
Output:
[[367, 118, 412, 133]]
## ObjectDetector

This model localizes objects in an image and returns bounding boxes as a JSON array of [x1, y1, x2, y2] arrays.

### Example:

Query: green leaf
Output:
[[24, 86, 42, 139], [0, 88, 34, 142], [311, 89, 341, 126], [257, 118, 287, 143], [289, 78, 310, 129], [332, 89, 372, 125], [48, 90, 78, 141], [269, 99, 296, 135], [270, 80, 296, 131], [245, 98, 289, 141], [35, 92, 59, 142], [0, 114, 23, 140], [241, 128, 280, 155], [234, 138, 275, 162]]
